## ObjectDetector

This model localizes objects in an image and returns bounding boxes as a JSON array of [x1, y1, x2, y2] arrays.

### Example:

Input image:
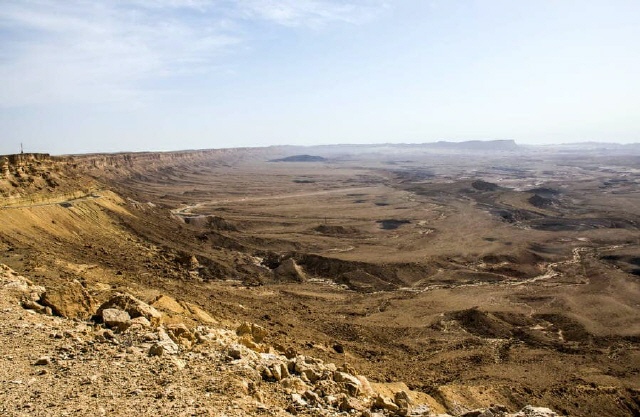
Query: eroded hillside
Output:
[[1, 146, 639, 417]]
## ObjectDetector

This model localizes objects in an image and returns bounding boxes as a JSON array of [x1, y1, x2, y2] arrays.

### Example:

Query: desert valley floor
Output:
[[1, 142, 639, 416]]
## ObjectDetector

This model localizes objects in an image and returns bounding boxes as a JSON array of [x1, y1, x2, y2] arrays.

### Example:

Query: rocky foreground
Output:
[[0, 263, 558, 417]]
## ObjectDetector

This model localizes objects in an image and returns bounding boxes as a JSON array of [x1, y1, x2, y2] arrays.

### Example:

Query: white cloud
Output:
[[0, 0, 387, 108], [237, 0, 388, 27], [0, 0, 240, 107]]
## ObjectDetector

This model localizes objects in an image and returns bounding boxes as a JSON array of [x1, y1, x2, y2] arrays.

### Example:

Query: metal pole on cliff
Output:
[[20, 143, 23, 154]]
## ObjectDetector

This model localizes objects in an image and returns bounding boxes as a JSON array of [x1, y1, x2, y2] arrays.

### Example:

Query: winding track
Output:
[[170, 186, 380, 217]]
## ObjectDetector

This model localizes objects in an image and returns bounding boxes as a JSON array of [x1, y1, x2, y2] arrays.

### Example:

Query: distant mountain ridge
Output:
[[304, 139, 520, 151], [272, 139, 521, 157], [425, 139, 519, 150], [552, 142, 640, 149]]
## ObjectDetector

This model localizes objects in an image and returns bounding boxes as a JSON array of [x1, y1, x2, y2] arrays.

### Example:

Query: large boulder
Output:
[[280, 376, 309, 394], [183, 302, 218, 324], [150, 294, 219, 326], [40, 280, 96, 320], [338, 395, 365, 412], [166, 323, 195, 348], [148, 328, 180, 356], [151, 294, 185, 315], [101, 308, 131, 331], [96, 293, 162, 325], [374, 395, 399, 413], [394, 390, 411, 416], [236, 322, 268, 343], [1, 264, 46, 305]]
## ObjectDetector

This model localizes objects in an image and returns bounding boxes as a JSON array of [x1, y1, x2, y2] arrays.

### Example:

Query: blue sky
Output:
[[1, 0, 639, 155]]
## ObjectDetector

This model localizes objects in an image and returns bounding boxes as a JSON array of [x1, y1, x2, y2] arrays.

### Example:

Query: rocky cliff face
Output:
[[70, 147, 279, 179], [0, 148, 272, 204], [75, 149, 224, 170], [0, 153, 87, 204], [1, 153, 60, 181]]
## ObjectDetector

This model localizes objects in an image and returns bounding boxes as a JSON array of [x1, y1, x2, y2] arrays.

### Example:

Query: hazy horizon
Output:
[[2, 1, 639, 155], [5, 138, 640, 158]]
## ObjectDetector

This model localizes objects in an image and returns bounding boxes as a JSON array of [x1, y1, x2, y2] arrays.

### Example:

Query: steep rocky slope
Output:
[[1, 263, 559, 417]]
